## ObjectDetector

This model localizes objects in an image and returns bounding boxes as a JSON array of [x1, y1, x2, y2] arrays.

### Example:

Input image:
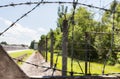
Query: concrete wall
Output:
[[30, 76, 119, 79], [1, 44, 29, 51], [0, 45, 29, 79]]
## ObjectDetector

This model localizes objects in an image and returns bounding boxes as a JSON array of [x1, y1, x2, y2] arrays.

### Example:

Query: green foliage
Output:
[[53, 27, 62, 49], [0, 41, 8, 45], [101, 1, 120, 65], [38, 35, 46, 53], [29, 40, 35, 49], [67, 7, 99, 60], [38, 1, 120, 65]]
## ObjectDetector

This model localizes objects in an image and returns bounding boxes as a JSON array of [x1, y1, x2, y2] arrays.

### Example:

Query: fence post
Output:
[[45, 36, 48, 62], [62, 19, 68, 76], [50, 30, 54, 68], [85, 32, 89, 75]]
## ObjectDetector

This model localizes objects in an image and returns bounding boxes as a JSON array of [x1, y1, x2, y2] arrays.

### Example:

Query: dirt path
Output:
[[21, 52, 61, 77]]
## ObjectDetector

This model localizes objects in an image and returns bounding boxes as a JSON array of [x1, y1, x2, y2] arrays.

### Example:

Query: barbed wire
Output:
[[13, 54, 120, 76], [0, 0, 119, 76], [0, 1, 118, 36], [0, 0, 43, 36], [12, 58, 84, 75], [0, 1, 112, 12]]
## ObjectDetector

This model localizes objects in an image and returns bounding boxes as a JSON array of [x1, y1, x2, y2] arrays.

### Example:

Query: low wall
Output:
[[0, 45, 29, 79], [30, 76, 120, 79], [1, 44, 28, 51]]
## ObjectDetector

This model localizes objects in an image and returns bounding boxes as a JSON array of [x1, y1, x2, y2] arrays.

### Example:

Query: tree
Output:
[[29, 40, 35, 49], [0, 41, 8, 45], [38, 1, 120, 68], [67, 7, 98, 60], [38, 35, 46, 54], [101, 0, 119, 65]]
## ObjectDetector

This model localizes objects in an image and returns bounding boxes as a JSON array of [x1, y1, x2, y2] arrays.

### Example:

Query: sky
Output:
[[0, 0, 117, 46]]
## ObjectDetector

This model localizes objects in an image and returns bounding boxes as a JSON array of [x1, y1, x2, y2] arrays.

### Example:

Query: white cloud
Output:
[[38, 27, 46, 32], [0, 17, 42, 45], [37, 27, 49, 34]]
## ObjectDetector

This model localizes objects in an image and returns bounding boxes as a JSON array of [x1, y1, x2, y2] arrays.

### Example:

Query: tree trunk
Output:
[[62, 20, 68, 76]]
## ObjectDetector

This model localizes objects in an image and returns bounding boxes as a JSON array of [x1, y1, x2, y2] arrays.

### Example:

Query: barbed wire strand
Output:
[[12, 58, 84, 75], [0, 1, 112, 12], [0, 1, 119, 36], [0, 0, 43, 36]]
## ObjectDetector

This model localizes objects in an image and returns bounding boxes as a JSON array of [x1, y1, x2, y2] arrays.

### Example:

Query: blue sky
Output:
[[0, 0, 116, 45]]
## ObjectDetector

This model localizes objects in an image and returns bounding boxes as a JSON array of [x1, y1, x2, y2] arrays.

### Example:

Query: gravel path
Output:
[[21, 52, 61, 77]]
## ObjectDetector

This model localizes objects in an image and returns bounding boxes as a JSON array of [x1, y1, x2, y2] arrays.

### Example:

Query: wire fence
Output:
[[0, 0, 43, 36], [0, 1, 112, 12], [13, 58, 84, 75], [0, 1, 118, 36], [0, 0, 120, 77]]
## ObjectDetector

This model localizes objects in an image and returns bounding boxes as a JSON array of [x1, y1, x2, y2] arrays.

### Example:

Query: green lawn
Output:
[[9, 49, 35, 58], [8, 49, 35, 65], [8, 50, 120, 75], [46, 52, 120, 76]]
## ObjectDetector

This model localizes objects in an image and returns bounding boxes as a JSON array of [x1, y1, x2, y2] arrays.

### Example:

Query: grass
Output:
[[9, 49, 35, 58], [46, 52, 120, 76], [8, 49, 35, 65], [8, 50, 120, 75]]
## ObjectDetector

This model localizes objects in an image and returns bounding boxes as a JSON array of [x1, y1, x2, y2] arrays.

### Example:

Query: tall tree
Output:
[[38, 35, 46, 54], [0, 41, 8, 45], [101, 0, 119, 64], [29, 40, 35, 49]]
